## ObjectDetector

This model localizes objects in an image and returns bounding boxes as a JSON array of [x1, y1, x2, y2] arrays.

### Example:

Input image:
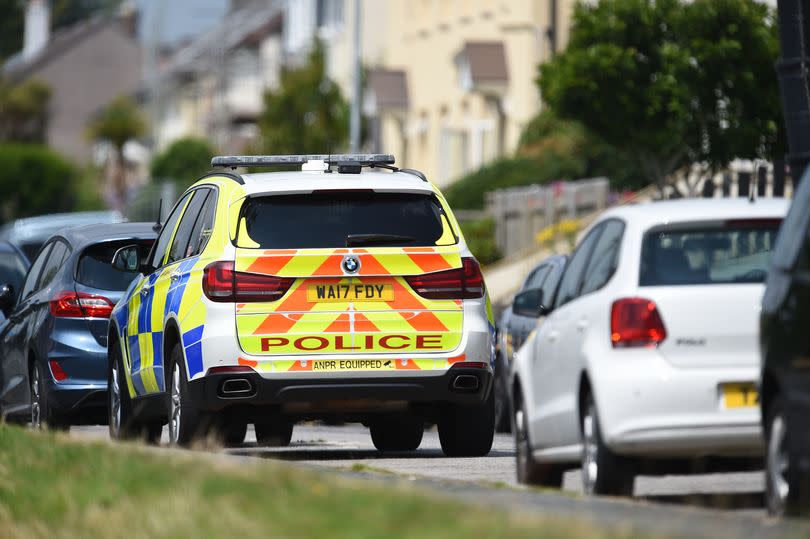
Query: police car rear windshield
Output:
[[238, 192, 457, 249]]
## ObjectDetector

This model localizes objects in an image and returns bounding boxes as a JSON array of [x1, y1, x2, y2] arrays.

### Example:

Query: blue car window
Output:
[[37, 240, 69, 291], [20, 242, 52, 300]]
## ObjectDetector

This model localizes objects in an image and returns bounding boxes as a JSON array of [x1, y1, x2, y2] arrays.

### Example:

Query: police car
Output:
[[107, 154, 496, 456]]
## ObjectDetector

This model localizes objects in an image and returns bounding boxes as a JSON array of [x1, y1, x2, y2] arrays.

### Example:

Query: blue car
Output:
[[0, 223, 155, 429], [0, 210, 124, 261], [0, 241, 30, 304]]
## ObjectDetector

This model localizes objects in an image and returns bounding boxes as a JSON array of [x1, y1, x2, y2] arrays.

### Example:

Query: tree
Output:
[[538, 0, 784, 190], [256, 40, 349, 154], [52, 0, 122, 30], [0, 144, 78, 221], [0, 0, 24, 61], [151, 137, 217, 191], [86, 95, 146, 209], [0, 77, 51, 143]]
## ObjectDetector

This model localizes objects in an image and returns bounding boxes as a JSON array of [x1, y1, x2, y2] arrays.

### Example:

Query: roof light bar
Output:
[[211, 154, 396, 168]]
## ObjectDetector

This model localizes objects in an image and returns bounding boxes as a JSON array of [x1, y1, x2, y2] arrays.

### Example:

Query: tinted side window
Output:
[[581, 220, 625, 295], [524, 265, 550, 290], [149, 192, 192, 269], [37, 240, 69, 291], [187, 189, 217, 258], [554, 226, 603, 309], [540, 262, 564, 308], [20, 242, 53, 300], [168, 189, 209, 265]]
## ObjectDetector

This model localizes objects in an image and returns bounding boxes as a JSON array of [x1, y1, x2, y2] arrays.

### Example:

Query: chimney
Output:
[[23, 0, 50, 60]]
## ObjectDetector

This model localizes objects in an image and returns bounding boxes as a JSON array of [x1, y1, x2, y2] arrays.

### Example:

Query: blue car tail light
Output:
[[50, 291, 114, 319]]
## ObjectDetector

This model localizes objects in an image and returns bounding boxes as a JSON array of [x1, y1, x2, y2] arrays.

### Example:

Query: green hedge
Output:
[[460, 217, 502, 266], [0, 144, 79, 221], [443, 153, 585, 210]]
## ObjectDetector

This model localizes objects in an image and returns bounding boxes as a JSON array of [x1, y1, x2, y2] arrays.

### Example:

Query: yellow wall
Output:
[[370, 0, 575, 187]]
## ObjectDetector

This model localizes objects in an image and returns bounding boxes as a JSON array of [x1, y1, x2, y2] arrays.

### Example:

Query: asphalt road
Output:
[[72, 423, 810, 539]]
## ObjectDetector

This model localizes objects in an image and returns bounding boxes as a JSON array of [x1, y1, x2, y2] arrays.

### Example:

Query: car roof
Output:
[[0, 211, 124, 243], [595, 198, 790, 231], [238, 169, 436, 196], [58, 222, 157, 248]]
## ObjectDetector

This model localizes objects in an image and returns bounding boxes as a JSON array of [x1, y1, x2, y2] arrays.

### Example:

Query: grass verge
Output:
[[0, 424, 662, 539]]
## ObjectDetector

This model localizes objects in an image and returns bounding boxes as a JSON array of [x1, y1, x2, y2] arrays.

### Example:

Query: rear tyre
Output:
[[31, 361, 69, 432], [255, 419, 293, 447], [581, 395, 635, 497], [494, 361, 512, 433], [765, 395, 810, 516], [370, 416, 424, 451], [514, 396, 564, 487], [168, 344, 207, 447], [438, 389, 495, 457]]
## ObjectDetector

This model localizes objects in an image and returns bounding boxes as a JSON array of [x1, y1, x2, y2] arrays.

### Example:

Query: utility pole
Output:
[[349, 0, 362, 152]]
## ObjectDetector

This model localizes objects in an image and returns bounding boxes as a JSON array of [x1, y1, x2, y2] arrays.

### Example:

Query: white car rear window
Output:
[[639, 219, 782, 286]]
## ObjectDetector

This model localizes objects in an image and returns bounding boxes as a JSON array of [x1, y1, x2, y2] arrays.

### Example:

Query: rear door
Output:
[[639, 219, 781, 369], [126, 191, 192, 396], [233, 190, 465, 372]]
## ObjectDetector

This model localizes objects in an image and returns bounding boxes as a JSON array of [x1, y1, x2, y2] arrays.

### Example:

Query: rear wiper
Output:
[[345, 233, 416, 247]]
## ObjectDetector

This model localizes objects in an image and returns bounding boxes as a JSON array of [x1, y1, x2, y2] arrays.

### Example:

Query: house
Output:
[[3, 0, 142, 161], [148, 0, 285, 153], [364, 0, 578, 186]]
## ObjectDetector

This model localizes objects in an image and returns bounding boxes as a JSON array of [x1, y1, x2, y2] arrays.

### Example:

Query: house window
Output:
[[316, 0, 344, 31]]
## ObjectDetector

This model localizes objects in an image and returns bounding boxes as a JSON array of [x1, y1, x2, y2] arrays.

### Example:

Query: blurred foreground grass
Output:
[[0, 424, 663, 539]]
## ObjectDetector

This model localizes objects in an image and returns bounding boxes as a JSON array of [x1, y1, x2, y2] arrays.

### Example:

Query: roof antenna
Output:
[[153, 198, 163, 232]]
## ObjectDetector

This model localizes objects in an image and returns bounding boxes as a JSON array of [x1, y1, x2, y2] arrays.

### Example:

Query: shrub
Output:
[[459, 218, 502, 266], [0, 144, 79, 221], [150, 137, 216, 191]]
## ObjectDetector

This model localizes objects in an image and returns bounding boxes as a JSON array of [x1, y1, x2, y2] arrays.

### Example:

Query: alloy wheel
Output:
[[767, 413, 790, 516], [169, 362, 182, 444], [30, 366, 41, 429], [110, 359, 122, 437], [582, 408, 599, 494]]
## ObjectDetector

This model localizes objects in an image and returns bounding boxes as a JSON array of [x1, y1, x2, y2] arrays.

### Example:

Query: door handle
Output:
[[576, 319, 589, 332], [547, 330, 559, 342]]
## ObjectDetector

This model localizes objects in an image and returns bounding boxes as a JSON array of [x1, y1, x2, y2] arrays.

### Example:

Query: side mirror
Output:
[[512, 288, 549, 318], [0, 283, 15, 314], [112, 244, 152, 274]]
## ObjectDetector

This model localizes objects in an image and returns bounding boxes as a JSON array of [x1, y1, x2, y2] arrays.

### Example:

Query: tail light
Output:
[[49, 360, 68, 382], [405, 257, 485, 300], [50, 291, 114, 318], [203, 261, 294, 303], [610, 297, 667, 348]]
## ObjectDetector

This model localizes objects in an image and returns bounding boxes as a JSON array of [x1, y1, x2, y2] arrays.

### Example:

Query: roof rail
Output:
[[211, 154, 395, 169], [197, 170, 245, 185]]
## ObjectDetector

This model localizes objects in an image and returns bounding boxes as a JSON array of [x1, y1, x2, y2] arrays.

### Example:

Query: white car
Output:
[[510, 198, 788, 495]]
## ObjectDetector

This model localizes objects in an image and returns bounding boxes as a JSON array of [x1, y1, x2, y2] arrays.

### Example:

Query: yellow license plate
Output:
[[306, 283, 394, 302], [721, 383, 759, 408]]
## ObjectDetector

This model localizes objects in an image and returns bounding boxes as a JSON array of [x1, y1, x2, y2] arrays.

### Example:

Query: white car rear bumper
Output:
[[592, 350, 763, 458]]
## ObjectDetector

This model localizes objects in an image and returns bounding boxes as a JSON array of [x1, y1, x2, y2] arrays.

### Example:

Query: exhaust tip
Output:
[[220, 378, 253, 396], [452, 374, 479, 392]]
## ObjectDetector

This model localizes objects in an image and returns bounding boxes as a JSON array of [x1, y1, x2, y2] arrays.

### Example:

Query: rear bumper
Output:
[[187, 367, 493, 418], [593, 352, 763, 457], [47, 381, 107, 424]]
